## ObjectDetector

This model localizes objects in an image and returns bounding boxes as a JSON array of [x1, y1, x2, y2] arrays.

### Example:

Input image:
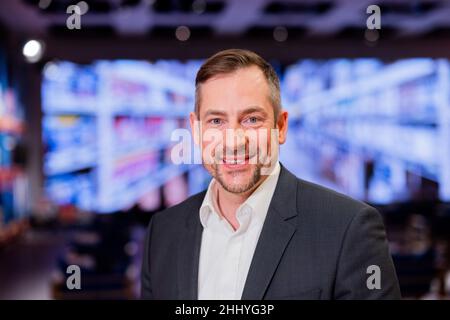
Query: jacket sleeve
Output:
[[334, 206, 401, 299], [141, 217, 154, 299]]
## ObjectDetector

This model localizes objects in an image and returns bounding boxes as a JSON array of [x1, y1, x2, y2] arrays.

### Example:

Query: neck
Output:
[[214, 174, 270, 230]]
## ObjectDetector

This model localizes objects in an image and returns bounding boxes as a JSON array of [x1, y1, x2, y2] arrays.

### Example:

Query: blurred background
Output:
[[0, 0, 450, 300]]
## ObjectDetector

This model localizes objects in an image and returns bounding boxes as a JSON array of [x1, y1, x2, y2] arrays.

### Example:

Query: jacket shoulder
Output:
[[295, 177, 377, 223], [150, 190, 206, 227]]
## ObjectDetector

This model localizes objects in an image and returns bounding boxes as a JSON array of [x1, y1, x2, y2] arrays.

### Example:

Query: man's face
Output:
[[190, 66, 288, 194]]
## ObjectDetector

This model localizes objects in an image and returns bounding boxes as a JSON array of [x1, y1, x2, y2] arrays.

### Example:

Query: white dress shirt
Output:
[[197, 162, 281, 300]]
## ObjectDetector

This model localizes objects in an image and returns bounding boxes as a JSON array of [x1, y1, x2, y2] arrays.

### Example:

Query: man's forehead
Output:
[[196, 66, 273, 118]]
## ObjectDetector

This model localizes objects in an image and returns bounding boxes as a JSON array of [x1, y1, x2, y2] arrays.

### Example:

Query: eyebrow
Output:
[[239, 106, 268, 117], [203, 106, 268, 118], [203, 110, 228, 118]]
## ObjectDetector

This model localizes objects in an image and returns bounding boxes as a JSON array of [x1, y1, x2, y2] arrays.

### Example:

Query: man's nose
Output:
[[222, 124, 247, 154], [222, 121, 242, 142], [223, 122, 246, 140], [225, 120, 242, 131]]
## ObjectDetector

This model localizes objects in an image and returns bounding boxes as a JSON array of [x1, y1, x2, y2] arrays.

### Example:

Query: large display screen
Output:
[[0, 46, 27, 226], [41, 58, 450, 213], [42, 60, 205, 213], [280, 59, 450, 204]]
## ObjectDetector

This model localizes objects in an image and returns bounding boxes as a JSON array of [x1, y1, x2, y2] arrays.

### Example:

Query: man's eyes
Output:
[[209, 118, 223, 125], [243, 116, 261, 124], [207, 116, 262, 125]]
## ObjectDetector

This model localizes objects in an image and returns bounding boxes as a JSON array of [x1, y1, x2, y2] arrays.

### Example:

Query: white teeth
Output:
[[224, 159, 245, 165]]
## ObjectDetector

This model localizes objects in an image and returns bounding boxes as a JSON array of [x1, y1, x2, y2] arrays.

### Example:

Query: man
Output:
[[141, 49, 401, 300]]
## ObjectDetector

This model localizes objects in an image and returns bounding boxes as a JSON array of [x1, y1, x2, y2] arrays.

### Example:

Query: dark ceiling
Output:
[[0, 0, 449, 39]]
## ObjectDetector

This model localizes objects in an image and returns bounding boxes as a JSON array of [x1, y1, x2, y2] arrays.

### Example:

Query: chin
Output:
[[217, 165, 260, 194]]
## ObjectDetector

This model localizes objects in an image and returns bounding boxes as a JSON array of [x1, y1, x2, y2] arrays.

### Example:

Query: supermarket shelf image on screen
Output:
[[41, 58, 450, 213], [0, 46, 28, 230]]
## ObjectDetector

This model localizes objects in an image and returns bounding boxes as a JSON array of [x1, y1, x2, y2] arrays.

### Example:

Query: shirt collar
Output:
[[199, 162, 281, 228]]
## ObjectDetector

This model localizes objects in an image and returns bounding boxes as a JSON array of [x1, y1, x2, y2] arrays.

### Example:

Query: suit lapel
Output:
[[241, 165, 299, 300], [176, 164, 299, 300], [177, 191, 205, 299]]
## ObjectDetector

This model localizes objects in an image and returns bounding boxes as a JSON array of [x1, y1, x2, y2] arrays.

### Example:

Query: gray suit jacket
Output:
[[141, 164, 401, 299]]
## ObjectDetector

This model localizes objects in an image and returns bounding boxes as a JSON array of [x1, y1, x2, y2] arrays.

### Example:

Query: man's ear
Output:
[[276, 110, 289, 145], [189, 112, 201, 146]]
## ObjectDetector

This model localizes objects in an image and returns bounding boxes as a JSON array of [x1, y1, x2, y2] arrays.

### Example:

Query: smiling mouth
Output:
[[221, 154, 253, 165], [223, 158, 246, 165]]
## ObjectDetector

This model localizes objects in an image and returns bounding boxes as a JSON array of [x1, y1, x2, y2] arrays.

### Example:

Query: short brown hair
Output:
[[194, 49, 281, 120]]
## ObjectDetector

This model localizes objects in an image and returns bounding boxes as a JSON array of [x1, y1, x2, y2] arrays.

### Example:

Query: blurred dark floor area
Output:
[[0, 229, 65, 299], [377, 202, 450, 299], [0, 210, 147, 300]]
